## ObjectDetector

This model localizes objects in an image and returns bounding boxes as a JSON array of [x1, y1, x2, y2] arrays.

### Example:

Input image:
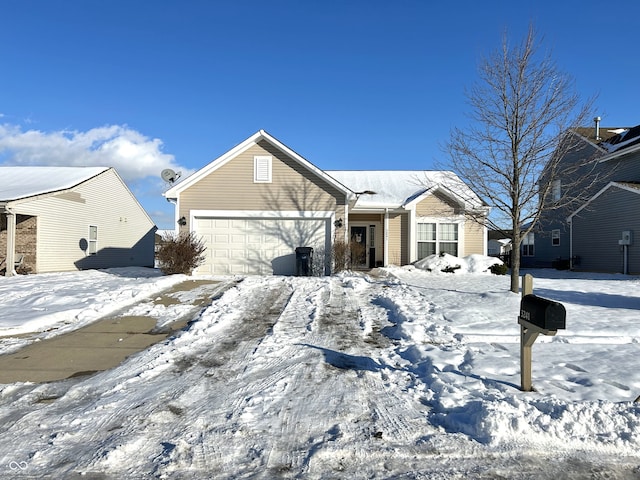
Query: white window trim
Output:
[[88, 225, 98, 255], [254, 155, 272, 183], [522, 232, 535, 257], [415, 217, 464, 260]]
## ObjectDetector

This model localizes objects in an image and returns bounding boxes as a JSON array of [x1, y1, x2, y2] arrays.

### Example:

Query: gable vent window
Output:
[[254, 156, 272, 183]]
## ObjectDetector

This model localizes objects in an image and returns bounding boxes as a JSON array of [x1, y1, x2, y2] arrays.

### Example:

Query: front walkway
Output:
[[0, 279, 233, 383]]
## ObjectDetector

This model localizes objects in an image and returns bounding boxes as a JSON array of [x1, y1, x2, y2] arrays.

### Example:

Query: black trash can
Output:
[[295, 247, 313, 276]]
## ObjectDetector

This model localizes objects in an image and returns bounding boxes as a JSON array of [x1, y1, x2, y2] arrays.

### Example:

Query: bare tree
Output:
[[445, 26, 594, 292]]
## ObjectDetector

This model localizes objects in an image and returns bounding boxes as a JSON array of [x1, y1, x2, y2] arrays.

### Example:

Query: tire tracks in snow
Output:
[[23, 278, 297, 478], [253, 277, 430, 477], [4, 276, 433, 478]]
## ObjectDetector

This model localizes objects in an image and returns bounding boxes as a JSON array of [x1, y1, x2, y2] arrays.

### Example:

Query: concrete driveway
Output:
[[0, 279, 232, 383]]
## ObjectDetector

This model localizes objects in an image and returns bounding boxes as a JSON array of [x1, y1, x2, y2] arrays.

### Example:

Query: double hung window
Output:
[[88, 225, 98, 255], [522, 232, 534, 256], [417, 222, 458, 259]]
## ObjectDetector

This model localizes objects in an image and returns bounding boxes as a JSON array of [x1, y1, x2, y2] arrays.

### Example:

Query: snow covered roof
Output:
[[599, 124, 640, 154], [0, 166, 109, 202], [326, 170, 484, 209]]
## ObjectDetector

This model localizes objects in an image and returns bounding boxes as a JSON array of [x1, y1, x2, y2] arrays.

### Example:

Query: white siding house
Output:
[[0, 167, 156, 275]]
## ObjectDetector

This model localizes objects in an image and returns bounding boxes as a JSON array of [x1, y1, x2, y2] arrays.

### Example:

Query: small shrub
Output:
[[156, 231, 206, 275], [490, 262, 508, 275], [311, 246, 328, 276], [331, 240, 367, 272], [332, 240, 350, 273], [552, 259, 570, 270], [442, 265, 461, 273], [350, 241, 366, 267]]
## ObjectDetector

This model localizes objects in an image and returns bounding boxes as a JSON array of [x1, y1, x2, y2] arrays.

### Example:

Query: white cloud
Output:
[[0, 123, 191, 182]]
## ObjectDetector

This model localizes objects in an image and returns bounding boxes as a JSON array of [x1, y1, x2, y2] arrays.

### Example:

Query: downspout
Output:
[[165, 197, 178, 233], [3, 205, 17, 277]]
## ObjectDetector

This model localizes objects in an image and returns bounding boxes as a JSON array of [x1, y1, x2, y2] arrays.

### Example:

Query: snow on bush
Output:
[[413, 253, 503, 274]]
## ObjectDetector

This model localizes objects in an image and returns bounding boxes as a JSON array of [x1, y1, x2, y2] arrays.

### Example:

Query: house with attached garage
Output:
[[163, 130, 489, 275], [0, 166, 157, 276], [530, 120, 640, 274]]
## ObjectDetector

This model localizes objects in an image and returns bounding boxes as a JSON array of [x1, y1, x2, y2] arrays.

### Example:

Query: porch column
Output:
[[5, 209, 16, 277], [383, 208, 389, 266], [408, 208, 416, 263]]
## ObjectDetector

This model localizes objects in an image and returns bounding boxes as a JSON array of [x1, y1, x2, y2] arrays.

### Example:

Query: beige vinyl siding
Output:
[[335, 204, 347, 242], [387, 212, 408, 265], [415, 191, 459, 217], [350, 213, 382, 223], [13, 169, 156, 273], [464, 219, 486, 255], [179, 141, 347, 229], [415, 192, 477, 259]]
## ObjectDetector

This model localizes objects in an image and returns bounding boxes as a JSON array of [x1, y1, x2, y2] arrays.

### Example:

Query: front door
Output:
[[350, 226, 367, 267]]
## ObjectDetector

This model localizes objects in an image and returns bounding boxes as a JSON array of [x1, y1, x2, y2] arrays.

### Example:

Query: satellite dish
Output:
[[161, 168, 181, 184]]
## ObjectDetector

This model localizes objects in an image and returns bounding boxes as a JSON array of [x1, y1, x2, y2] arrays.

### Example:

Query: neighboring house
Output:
[[155, 229, 175, 251], [533, 121, 640, 273], [568, 182, 640, 274], [163, 130, 489, 275], [488, 238, 512, 257], [0, 166, 156, 276]]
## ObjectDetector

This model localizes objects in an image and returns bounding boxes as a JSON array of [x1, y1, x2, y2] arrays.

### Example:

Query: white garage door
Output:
[[194, 217, 330, 275]]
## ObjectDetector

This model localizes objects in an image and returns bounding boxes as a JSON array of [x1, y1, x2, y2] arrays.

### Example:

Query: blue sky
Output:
[[1, 1, 638, 229]]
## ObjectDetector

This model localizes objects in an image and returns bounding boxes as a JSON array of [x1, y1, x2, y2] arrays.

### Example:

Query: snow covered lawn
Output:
[[0, 263, 639, 478]]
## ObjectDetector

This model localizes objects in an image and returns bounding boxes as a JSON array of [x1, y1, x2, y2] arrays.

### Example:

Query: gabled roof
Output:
[[0, 166, 110, 202], [326, 170, 485, 210], [562, 124, 640, 165], [568, 181, 640, 221], [574, 126, 628, 144], [598, 124, 640, 156], [163, 130, 353, 199]]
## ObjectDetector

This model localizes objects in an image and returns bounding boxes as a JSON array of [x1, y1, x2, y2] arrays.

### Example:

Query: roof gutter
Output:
[[598, 140, 640, 164]]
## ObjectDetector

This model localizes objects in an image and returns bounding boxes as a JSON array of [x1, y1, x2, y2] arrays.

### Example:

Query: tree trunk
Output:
[[510, 247, 520, 294], [510, 215, 521, 294]]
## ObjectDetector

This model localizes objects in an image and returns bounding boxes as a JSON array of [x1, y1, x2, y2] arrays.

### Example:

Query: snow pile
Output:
[[413, 252, 502, 273], [0, 267, 639, 478], [0, 267, 188, 353]]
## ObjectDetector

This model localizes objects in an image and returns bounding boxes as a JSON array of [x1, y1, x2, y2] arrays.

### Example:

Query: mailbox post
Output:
[[519, 294, 566, 391]]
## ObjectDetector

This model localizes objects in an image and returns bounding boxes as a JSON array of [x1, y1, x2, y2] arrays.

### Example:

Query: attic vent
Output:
[[254, 156, 272, 183]]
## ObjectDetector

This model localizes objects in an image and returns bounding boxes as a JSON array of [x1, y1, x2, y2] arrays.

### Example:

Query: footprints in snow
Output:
[[553, 362, 632, 393]]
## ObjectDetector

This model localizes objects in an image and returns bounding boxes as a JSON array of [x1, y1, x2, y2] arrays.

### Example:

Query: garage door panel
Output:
[[194, 216, 328, 275], [214, 219, 230, 228]]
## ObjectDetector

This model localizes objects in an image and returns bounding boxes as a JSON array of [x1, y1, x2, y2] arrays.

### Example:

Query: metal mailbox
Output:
[[519, 294, 566, 331]]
